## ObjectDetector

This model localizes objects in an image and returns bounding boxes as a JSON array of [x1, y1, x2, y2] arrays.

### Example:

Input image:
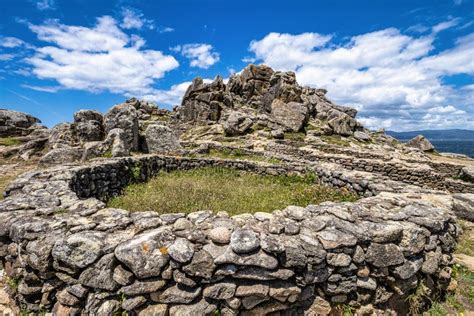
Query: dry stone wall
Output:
[[0, 155, 461, 315]]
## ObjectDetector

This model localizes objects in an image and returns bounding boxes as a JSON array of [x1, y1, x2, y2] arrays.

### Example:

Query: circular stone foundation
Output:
[[0, 155, 460, 315]]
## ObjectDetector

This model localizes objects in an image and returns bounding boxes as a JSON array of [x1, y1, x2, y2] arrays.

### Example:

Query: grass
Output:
[[204, 148, 282, 164], [107, 167, 358, 215], [320, 135, 351, 147], [284, 132, 306, 142], [456, 220, 474, 257], [0, 137, 22, 147]]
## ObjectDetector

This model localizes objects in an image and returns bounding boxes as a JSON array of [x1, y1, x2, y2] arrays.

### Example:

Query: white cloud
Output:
[[1, 37, 25, 48], [36, 0, 55, 11], [159, 27, 174, 33], [248, 28, 474, 131], [120, 8, 154, 30], [22, 84, 61, 93], [26, 16, 179, 96], [173, 43, 220, 69], [0, 54, 14, 61], [432, 18, 460, 33]]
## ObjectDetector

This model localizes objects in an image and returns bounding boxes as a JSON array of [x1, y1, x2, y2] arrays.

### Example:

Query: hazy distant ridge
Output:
[[386, 129, 474, 140]]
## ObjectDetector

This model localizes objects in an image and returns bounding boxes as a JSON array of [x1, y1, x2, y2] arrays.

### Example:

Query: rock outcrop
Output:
[[406, 135, 435, 152], [177, 64, 364, 137], [0, 109, 41, 137]]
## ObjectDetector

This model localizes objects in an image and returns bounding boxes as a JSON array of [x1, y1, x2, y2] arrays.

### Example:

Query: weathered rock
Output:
[[406, 135, 435, 152], [121, 278, 167, 295], [39, 146, 83, 166], [459, 167, 474, 184], [222, 111, 254, 136], [52, 231, 105, 269], [230, 229, 260, 254], [114, 227, 175, 278], [104, 103, 139, 151], [215, 247, 278, 270], [203, 282, 236, 299], [327, 109, 357, 136], [0, 109, 41, 137], [138, 304, 168, 316], [145, 124, 181, 153], [304, 296, 331, 315], [73, 110, 104, 142], [354, 131, 371, 142], [168, 238, 194, 263], [208, 227, 232, 244], [453, 193, 474, 221], [151, 284, 201, 304], [183, 250, 216, 279], [79, 253, 118, 291], [271, 99, 308, 132], [365, 243, 404, 268]]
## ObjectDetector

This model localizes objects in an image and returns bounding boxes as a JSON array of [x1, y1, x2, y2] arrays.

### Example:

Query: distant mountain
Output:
[[386, 129, 474, 141]]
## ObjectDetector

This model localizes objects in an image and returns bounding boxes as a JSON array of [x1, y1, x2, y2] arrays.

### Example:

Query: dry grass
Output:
[[0, 137, 22, 147], [107, 167, 358, 215]]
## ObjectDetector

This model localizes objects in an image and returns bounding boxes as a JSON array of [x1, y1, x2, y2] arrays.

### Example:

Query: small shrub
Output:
[[130, 163, 142, 181]]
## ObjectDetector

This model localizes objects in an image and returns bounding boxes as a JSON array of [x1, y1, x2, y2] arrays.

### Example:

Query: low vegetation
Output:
[[107, 167, 358, 215], [202, 148, 282, 164], [0, 137, 22, 147]]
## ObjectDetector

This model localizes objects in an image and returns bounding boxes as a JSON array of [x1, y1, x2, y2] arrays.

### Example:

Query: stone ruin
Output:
[[0, 64, 474, 315]]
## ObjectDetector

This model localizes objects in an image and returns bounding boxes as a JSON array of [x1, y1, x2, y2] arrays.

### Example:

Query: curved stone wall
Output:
[[0, 155, 460, 315]]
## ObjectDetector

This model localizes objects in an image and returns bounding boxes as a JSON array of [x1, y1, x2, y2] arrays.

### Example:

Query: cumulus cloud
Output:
[[172, 43, 220, 69], [26, 16, 179, 96], [120, 8, 154, 30], [35, 0, 55, 11], [247, 27, 474, 131]]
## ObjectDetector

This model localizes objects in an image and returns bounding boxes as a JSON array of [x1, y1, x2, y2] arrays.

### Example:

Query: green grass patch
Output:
[[205, 148, 282, 164], [456, 220, 474, 257], [284, 132, 306, 142], [0, 137, 22, 147], [107, 167, 358, 215], [320, 135, 351, 147]]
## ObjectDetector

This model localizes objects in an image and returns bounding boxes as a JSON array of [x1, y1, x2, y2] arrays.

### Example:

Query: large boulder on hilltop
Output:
[[460, 166, 474, 183], [327, 109, 358, 136], [144, 124, 181, 153], [0, 109, 41, 137], [104, 104, 139, 151], [228, 64, 274, 110], [180, 77, 227, 123], [82, 128, 130, 161], [406, 135, 435, 152], [271, 100, 308, 132], [125, 97, 159, 120], [222, 111, 254, 136], [73, 110, 104, 142], [262, 71, 302, 112], [39, 146, 83, 166], [48, 123, 77, 149]]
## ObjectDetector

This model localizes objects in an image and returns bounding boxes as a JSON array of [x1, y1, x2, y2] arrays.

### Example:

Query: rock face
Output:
[[144, 124, 181, 153], [72, 110, 104, 142], [406, 135, 435, 152], [0, 109, 41, 137], [104, 104, 140, 151], [177, 64, 363, 137]]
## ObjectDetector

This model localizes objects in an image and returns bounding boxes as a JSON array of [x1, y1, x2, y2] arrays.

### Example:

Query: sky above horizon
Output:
[[0, 0, 473, 131]]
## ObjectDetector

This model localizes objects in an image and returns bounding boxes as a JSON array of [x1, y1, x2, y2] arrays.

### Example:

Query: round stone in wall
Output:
[[168, 238, 195, 263], [230, 229, 260, 254], [209, 227, 232, 244]]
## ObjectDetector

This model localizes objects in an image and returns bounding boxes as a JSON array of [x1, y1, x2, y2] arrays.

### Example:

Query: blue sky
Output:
[[0, 0, 473, 131]]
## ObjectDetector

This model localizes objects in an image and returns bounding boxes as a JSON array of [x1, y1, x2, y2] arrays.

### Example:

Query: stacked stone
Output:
[[0, 154, 463, 315]]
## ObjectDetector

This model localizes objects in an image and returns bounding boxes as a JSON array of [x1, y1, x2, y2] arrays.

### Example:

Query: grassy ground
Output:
[[0, 137, 22, 147], [107, 167, 358, 215], [201, 148, 282, 164]]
